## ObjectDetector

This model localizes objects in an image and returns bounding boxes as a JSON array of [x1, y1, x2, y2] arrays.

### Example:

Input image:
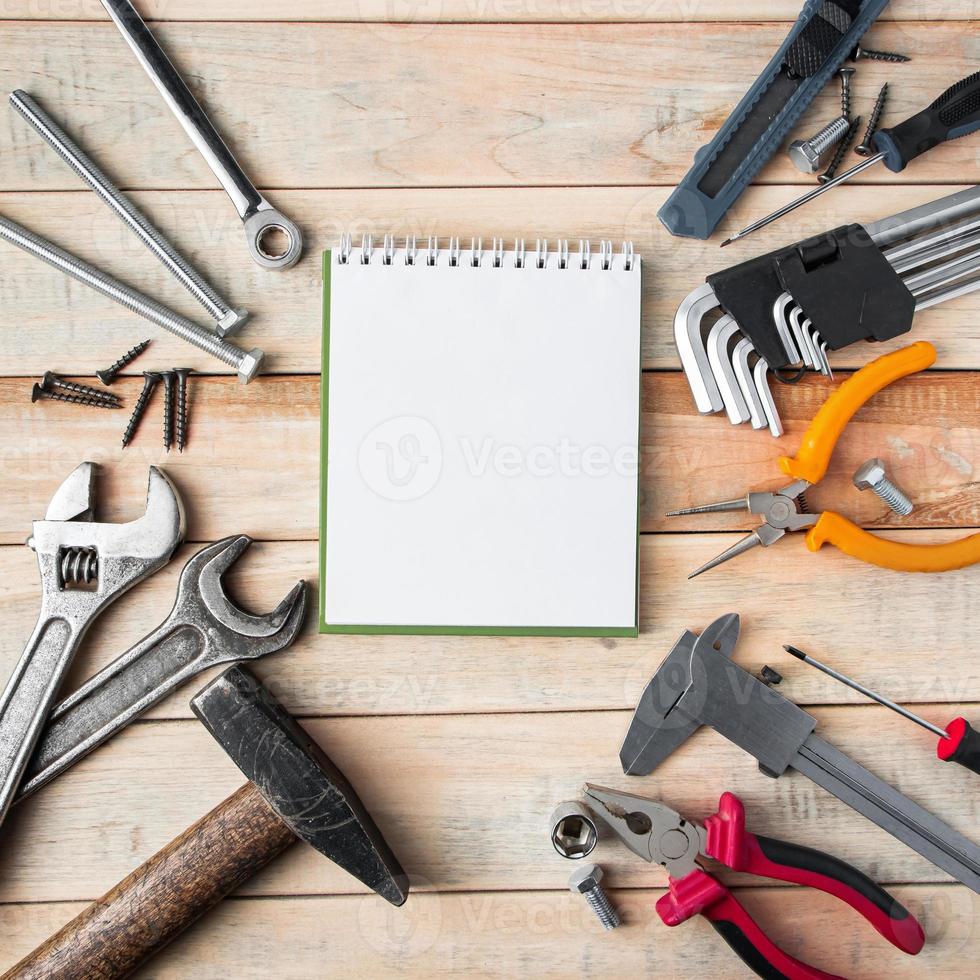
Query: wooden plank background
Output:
[[0, 3, 978, 978]]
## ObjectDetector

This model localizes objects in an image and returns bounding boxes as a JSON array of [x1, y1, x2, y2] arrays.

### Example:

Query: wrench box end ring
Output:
[[245, 211, 303, 270]]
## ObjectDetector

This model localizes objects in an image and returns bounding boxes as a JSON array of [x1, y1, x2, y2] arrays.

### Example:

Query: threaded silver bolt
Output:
[[856, 83, 889, 157], [568, 864, 620, 931], [853, 458, 914, 516], [788, 116, 850, 174], [838, 67, 856, 120], [9, 91, 248, 337], [0, 215, 264, 383], [819, 115, 862, 184]]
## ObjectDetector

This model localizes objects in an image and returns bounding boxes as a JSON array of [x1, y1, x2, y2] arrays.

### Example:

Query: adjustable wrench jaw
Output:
[[28, 464, 185, 623], [0, 463, 184, 828]]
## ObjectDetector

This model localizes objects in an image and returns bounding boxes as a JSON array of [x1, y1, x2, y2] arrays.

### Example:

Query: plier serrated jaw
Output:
[[582, 784, 704, 878]]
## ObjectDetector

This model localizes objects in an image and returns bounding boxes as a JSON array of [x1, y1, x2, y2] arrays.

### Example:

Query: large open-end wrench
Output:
[[16, 535, 307, 802], [100, 0, 303, 271], [0, 463, 185, 829]]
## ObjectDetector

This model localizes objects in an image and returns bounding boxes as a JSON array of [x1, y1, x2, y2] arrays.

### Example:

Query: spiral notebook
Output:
[[320, 236, 642, 636]]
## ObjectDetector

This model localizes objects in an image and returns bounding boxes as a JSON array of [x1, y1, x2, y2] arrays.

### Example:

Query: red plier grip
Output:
[[656, 794, 924, 980], [705, 793, 925, 956], [657, 869, 842, 980]]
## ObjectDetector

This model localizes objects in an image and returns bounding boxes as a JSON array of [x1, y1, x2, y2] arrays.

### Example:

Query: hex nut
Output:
[[568, 863, 603, 893], [853, 458, 886, 491], [237, 348, 265, 384], [550, 801, 599, 860]]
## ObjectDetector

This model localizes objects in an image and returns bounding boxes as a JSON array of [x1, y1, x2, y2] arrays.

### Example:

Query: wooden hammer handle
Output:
[[3, 782, 296, 980]]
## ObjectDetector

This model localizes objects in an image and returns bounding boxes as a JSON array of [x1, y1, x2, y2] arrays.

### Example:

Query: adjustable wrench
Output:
[[16, 534, 307, 802], [100, 0, 303, 271], [0, 463, 185, 829]]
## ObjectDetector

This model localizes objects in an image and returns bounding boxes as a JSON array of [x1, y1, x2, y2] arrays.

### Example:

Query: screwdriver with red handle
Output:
[[785, 645, 980, 776], [723, 71, 980, 246]]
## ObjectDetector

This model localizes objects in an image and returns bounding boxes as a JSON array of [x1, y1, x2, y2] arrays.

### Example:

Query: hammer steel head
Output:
[[191, 666, 410, 907]]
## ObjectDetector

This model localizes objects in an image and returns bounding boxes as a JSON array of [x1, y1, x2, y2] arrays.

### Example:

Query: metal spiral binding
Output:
[[337, 236, 637, 269], [59, 546, 98, 587]]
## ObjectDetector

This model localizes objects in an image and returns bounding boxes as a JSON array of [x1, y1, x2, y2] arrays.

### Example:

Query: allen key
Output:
[[675, 186, 980, 438]]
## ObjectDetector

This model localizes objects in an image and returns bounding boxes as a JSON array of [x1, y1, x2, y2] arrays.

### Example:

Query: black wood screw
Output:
[[122, 371, 161, 447], [819, 116, 862, 184], [42, 371, 120, 406], [96, 340, 151, 386], [32, 383, 115, 409], [852, 45, 911, 64], [161, 371, 175, 452], [856, 83, 889, 157], [173, 368, 193, 453]]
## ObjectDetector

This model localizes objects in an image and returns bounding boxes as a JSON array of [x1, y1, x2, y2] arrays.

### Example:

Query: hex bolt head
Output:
[[788, 140, 823, 174], [238, 348, 265, 384], [568, 863, 603, 893], [568, 863, 620, 931], [853, 458, 887, 491], [853, 457, 914, 517]]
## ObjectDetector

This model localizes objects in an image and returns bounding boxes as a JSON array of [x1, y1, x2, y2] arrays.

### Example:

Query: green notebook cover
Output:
[[319, 248, 640, 637]]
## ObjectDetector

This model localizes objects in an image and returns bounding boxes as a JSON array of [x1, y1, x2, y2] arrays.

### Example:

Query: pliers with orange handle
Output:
[[668, 341, 980, 577]]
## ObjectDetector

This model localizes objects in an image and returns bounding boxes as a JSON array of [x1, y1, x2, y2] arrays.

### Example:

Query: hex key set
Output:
[[675, 185, 980, 436]]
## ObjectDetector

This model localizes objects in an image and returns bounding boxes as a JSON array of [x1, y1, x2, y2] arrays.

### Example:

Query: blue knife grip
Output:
[[658, 0, 892, 240]]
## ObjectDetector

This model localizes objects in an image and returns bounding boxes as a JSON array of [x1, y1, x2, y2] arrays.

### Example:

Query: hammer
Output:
[[4, 666, 409, 979]]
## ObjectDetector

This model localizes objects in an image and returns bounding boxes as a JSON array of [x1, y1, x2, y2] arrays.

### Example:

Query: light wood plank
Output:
[[0, 23, 975, 191], [0, 706, 977, 905], [2, 185, 980, 376], [1, 884, 977, 979], [0, 1, 973, 22], [2, 533, 977, 720], [1, 372, 975, 544]]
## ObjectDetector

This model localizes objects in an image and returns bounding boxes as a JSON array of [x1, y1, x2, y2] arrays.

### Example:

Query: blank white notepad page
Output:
[[322, 243, 641, 632]]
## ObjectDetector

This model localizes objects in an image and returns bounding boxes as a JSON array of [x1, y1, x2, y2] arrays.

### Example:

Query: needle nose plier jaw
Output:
[[669, 342, 980, 576]]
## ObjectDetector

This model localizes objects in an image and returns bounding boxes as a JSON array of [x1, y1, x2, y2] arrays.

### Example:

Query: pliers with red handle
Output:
[[584, 784, 925, 980]]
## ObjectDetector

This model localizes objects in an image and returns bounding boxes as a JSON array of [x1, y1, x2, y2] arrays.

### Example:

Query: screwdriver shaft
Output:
[[722, 154, 884, 247], [784, 645, 947, 738]]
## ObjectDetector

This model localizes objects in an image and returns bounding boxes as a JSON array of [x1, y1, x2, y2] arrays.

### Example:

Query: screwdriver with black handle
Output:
[[785, 645, 980, 776], [723, 71, 980, 246]]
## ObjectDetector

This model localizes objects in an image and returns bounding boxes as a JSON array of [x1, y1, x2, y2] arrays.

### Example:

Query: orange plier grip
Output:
[[780, 342, 980, 573], [780, 341, 937, 486]]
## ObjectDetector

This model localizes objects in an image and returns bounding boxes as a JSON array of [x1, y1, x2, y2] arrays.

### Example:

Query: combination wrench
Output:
[[16, 535, 307, 802], [100, 0, 303, 271]]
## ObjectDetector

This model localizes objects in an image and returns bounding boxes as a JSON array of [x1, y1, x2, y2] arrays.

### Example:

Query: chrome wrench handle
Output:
[[0, 614, 84, 823], [101, 0, 302, 270], [17, 620, 213, 801]]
